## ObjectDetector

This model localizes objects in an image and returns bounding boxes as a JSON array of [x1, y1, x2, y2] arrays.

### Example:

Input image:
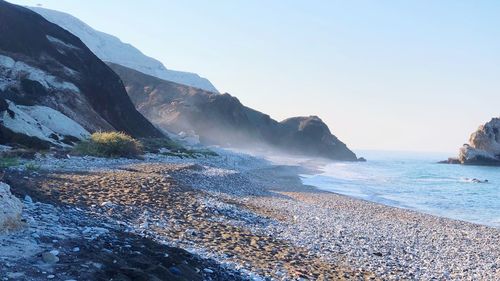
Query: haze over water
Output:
[[302, 150, 500, 228]]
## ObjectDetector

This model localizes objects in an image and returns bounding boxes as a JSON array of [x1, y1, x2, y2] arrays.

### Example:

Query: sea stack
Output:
[[457, 117, 500, 166]]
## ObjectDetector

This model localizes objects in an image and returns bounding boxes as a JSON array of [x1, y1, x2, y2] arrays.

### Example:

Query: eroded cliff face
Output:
[[109, 63, 360, 161], [0, 1, 163, 148], [458, 118, 500, 166], [468, 118, 500, 153]]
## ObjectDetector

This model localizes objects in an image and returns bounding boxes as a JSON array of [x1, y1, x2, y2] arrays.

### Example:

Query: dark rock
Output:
[[438, 158, 460, 164], [20, 78, 48, 97], [462, 155, 500, 166], [169, 266, 181, 275], [278, 116, 358, 160]]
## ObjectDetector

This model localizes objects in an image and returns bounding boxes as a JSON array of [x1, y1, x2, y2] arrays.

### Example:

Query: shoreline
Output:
[[296, 157, 500, 230], [244, 164, 500, 279], [302, 177, 500, 230], [1, 150, 499, 280]]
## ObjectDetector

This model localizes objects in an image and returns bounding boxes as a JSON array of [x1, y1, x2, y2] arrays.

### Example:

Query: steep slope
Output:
[[0, 0, 163, 147], [278, 116, 359, 161], [30, 7, 219, 93], [109, 63, 359, 161], [456, 118, 500, 166]]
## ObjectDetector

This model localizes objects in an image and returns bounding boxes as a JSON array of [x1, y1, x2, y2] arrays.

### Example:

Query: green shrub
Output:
[[192, 149, 219, 157], [73, 132, 143, 158], [25, 162, 41, 171], [0, 157, 19, 169], [139, 138, 184, 153], [138, 137, 219, 158], [161, 148, 218, 158]]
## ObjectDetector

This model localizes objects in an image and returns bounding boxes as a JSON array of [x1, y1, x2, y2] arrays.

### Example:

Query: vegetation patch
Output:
[[0, 157, 19, 169], [73, 132, 143, 158], [161, 148, 218, 159], [24, 162, 41, 171], [0, 148, 37, 159], [140, 137, 218, 158], [139, 138, 184, 153]]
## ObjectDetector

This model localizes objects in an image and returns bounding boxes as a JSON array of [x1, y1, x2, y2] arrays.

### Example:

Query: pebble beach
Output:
[[1, 149, 499, 280]]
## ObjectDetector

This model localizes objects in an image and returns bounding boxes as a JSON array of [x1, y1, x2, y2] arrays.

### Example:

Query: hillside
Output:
[[109, 62, 359, 161]]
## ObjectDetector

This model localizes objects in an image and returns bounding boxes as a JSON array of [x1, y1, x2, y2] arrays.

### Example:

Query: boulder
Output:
[[0, 182, 23, 232]]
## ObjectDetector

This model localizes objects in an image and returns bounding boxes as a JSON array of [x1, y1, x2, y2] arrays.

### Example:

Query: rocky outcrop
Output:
[[0, 99, 89, 148], [456, 118, 500, 166], [278, 116, 358, 160], [0, 182, 23, 232], [109, 63, 360, 161], [0, 0, 163, 148]]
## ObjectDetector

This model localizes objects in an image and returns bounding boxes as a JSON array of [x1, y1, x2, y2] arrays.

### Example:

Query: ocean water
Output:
[[301, 150, 500, 228]]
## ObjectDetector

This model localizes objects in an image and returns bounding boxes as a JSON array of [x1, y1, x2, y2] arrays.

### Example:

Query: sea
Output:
[[301, 150, 500, 228]]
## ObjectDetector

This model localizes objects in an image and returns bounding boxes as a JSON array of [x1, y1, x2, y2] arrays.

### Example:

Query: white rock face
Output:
[[18, 104, 90, 140], [30, 7, 219, 93], [458, 145, 497, 162], [0, 182, 23, 232], [0, 54, 79, 92], [468, 118, 500, 154], [458, 118, 500, 164], [46, 35, 80, 50], [1, 100, 90, 146]]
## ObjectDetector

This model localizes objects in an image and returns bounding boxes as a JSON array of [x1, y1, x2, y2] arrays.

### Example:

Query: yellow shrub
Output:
[[74, 132, 143, 158]]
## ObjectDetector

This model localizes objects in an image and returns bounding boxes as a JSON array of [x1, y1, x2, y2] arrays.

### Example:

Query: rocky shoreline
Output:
[[1, 150, 499, 280]]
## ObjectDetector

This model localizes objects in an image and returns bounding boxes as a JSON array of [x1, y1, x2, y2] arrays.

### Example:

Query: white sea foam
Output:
[[302, 151, 500, 228]]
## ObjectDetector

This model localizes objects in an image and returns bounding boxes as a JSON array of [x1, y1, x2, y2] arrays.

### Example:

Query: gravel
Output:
[[159, 150, 500, 280], [249, 191, 500, 280], [4, 148, 499, 280]]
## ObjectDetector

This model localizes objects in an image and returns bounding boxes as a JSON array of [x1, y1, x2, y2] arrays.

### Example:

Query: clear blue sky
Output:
[[9, 0, 500, 153]]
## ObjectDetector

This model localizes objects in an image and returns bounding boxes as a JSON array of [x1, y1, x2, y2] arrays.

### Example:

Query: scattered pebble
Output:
[[169, 266, 181, 275], [41, 252, 59, 264], [24, 195, 33, 203]]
